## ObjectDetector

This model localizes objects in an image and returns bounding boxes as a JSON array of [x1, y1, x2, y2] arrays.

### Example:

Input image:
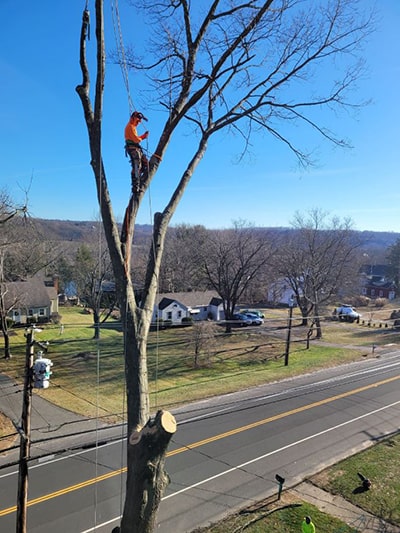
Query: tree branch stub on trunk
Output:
[[129, 410, 177, 447]]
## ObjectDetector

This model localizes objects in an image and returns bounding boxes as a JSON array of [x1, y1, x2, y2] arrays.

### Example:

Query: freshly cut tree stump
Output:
[[122, 410, 177, 531]]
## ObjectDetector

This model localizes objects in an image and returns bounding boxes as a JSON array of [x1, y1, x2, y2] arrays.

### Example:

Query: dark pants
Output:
[[125, 143, 148, 185]]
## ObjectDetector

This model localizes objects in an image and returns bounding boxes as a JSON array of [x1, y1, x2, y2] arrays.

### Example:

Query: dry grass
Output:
[[0, 303, 399, 423], [0, 412, 17, 450], [1, 303, 399, 529]]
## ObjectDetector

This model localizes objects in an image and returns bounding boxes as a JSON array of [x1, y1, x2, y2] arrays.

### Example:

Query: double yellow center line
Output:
[[0, 374, 398, 517]]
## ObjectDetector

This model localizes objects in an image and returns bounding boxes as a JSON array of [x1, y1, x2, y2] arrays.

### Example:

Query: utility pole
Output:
[[284, 296, 295, 366], [16, 327, 35, 533]]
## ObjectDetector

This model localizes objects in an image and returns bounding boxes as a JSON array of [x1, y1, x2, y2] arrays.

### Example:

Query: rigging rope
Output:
[[79, 1, 129, 529], [145, 146, 161, 410], [110, 1, 133, 523], [111, 0, 162, 409], [111, 0, 134, 113], [88, 0, 162, 523]]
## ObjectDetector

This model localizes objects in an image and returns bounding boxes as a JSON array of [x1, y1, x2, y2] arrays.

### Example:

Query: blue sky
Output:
[[1, 1, 399, 232]]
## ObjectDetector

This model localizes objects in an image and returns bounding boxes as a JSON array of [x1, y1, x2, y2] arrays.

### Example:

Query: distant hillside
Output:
[[30, 218, 400, 252], [357, 230, 400, 250], [31, 218, 154, 244]]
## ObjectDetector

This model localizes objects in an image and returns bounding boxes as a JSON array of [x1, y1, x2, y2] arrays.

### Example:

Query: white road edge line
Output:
[[81, 399, 400, 532]]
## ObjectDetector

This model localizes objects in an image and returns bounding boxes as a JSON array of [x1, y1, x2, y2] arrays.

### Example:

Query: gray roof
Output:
[[155, 290, 221, 308], [3, 279, 51, 310], [158, 297, 186, 311]]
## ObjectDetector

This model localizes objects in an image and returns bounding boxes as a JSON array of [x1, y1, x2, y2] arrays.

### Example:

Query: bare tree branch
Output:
[[77, 1, 374, 530]]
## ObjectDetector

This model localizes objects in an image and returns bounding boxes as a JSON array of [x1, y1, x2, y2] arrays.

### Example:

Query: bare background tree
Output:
[[386, 238, 400, 288], [0, 189, 29, 359], [188, 320, 218, 368], [72, 243, 116, 339], [274, 209, 362, 337], [0, 189, 27, 227], [159, 224, 209, 292], [76, 1, 373, 530], [200, 221, 273, 332]]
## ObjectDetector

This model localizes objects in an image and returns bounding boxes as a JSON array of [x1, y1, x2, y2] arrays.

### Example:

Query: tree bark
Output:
[[1, 321, 11, 359], [0, 264, 12, 359], [121, 410, 177, 533], [314, 302, 322, 339], [3, 329, 11, 359], [76, 4, 177, 529]]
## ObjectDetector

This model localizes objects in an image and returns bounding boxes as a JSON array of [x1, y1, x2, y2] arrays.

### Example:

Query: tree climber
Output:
[[124, 111, 149, 193]]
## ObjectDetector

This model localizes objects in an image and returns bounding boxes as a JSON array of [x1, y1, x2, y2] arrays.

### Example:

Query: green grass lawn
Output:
[[1, 303, 399, 530], [1, 303, 398, 424], [311, 433, 400, 526], [193, 499, 358, 533], [193, 433, 400, 532], [0, 306, 375, 421], [0, 412, 15, 449]]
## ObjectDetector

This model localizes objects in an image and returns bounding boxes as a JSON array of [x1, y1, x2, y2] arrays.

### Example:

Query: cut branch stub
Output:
[[129, 410, 177, 447], [159, 410, 177, 434]]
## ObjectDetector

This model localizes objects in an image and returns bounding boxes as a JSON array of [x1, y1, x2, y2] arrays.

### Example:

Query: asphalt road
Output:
[[0, 350, 399, 532]]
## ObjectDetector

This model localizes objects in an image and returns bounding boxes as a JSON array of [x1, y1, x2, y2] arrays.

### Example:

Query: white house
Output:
[[267, 279, 297, 306], [152, 291, 225, 324]]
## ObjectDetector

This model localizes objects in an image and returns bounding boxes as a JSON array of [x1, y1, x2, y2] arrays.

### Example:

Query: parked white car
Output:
[[333, 305, 361, 323]]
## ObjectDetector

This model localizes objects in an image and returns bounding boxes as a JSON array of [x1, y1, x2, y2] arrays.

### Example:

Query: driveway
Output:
[[0, 373, 117, 467]]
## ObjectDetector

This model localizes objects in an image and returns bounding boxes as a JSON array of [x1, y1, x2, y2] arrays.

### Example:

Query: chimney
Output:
[[53, 275, 59, 294]]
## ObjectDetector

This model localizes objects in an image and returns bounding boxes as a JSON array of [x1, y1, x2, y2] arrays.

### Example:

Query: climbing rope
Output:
[[144, 145, 161, 409], [111, 0, 134, 113], [83, 1, 163, 526], [110, 0, 136, 524]]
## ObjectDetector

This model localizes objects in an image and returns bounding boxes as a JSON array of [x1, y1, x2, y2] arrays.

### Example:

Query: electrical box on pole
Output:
[[33, 352, 53, 389]]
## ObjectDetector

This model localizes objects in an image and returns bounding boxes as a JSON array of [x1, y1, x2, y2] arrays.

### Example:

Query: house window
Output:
[[167, 311, 172, 320], [28, 309, 33, 316], [177, 311, 182, 318], [379, 290, 383, 298], [39, 308, 45, 316], [371, 289, 375, 297]]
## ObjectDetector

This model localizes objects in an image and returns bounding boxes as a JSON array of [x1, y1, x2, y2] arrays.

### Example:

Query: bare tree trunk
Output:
[[76, 4, 178, 530], [1, 320, 11, 359], [0, 265, 12, 359], [93, 309, 100, 340], [300, 307, 308, 327], [314, 303, 322, 339], [122, 410, 176, 532], [3, 329, 11, 359], [75, 1, 373, 529]]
